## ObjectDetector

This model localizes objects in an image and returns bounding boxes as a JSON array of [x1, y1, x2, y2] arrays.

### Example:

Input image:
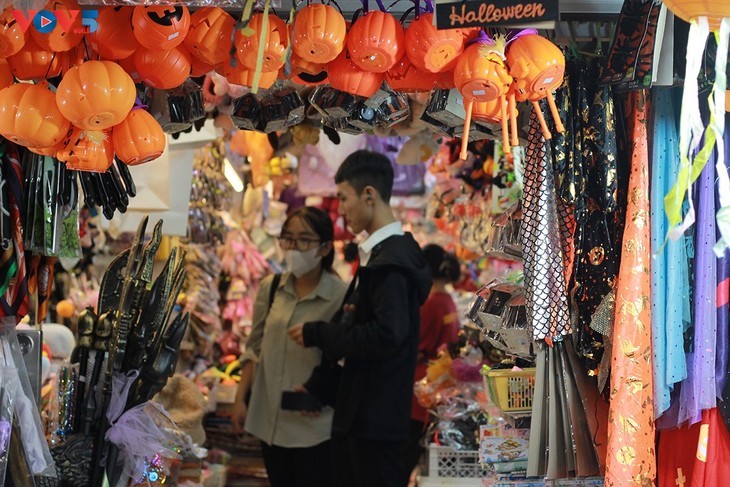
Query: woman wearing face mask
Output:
[[232, 206, 347, 487]]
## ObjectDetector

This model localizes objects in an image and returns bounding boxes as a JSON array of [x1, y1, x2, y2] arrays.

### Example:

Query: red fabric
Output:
[[657, 408, 730, 487], [411, 291, 459, 422], [657, 419, 700, 487], [691, 408, 730, 486]]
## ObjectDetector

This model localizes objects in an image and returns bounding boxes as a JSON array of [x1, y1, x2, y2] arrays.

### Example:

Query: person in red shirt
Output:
[[404, 244, 461, 479]]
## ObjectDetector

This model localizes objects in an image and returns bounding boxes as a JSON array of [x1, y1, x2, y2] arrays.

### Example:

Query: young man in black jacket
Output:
[[289, 150, 432, 487]]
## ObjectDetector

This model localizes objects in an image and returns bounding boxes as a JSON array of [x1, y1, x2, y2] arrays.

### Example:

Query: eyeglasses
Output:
[[277, 236, 321, 251]]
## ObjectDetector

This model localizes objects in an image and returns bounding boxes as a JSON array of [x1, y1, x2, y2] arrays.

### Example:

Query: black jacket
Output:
[[302, 232, 431, 441]]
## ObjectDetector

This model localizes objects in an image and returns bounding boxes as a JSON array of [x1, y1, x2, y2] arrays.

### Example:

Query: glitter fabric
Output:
[[605, 90, 655, 487], [521, 109, 572, 341]]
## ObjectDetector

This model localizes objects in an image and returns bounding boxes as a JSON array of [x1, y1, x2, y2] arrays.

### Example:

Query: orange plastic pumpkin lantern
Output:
[[0, 8, 27, 58], [662, 0, 730, 32], [117, 55, 141, 83], [88, 7, 139, 60], [473, 97, 505, 125], [455, 41, 513, 158], [435, 70, 456, 89], [58, 128, 114, 172], [347, 11, 404, 73], [405, 13, 464, 73], [190, 54, 220, 77], [0, 83, 71, 148], [184, 7, 234, 66], [385, 55, 439, 92], [235, 13, 289, 72], [218, 62, 278, 90], [135, 45, 191, 89], [289, 52, 328, 86], [29, 0, 84, 52], [328, 49, 384, 98], [56, 60, 136, 131], [0, 59, 13, 90], [7, 37, 62, 80], [28, 142, 64, 157], [505, 33, 565, 138], [112, 109, 166, 166], [132, 4, 191, 50], [292, 4, 346, 64]]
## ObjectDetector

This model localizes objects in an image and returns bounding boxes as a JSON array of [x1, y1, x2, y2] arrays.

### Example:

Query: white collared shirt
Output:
[[358, 221, 404, 266]]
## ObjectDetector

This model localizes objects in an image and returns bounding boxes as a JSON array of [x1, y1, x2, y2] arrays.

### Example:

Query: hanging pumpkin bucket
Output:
[[112, 109, 166, 166], [58, 128, 114, 172], [184, 7, 235, 66], [218, 61, 278, 90], [405, 13, 464, 73], [292, 4, 346, 64], [235, 13, 289, 72], [328, 49, 384, 97], [88, 7, 139, 60], [7, 37, 62, 80], [505, 33, 565, 138], [0, 7, 27, 58], [190, 54, 220, 77], [454, 40, 513, 158], [117, 55, 141, 83], [662, 0, 730, 31], [0, 83, 71, 148], [0, 59, 13, 90], [385, 55, 439, 92], [347, 11, 404, 73], [290, 52, 329, 86], [29, 0, 84, 52], [132, 4, 191, 50], [56, 60, 136, 131], [134, 45, 192, 89]]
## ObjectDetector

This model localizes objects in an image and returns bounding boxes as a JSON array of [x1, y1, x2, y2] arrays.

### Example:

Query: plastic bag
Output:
[[483, 203, 523, 261], [0, 318, 56, 477], [0, 367, 18, 486], [106, 402, 183, 487]]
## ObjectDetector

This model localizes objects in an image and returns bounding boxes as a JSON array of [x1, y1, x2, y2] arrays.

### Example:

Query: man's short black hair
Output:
[[335, 150, 394, 203]]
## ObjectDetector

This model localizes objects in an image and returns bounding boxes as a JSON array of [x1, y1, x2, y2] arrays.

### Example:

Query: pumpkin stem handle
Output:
[[546, 92, 564, 133], [460, 98, 473, 160], [532, 100, 551, 140], [500, 94, 511, 155], [509, 92, 519, 147]]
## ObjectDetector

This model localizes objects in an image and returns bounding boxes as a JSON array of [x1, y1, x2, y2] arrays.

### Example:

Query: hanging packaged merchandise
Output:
[[0, 366, 18, 484], [483, 203, 523, 261], [599, 0, 664, 90], [146, 80, 205, 134], [467, 280, 520, 330], [22, 152, 81, 258], [371, 85, 410, 128], [228, 93, 263, 131], [426, 88, 468, 128], [0, 318, 56, 479], [308, 85, 360, 120], [323, 116, 367, 136], [259, 87, 306, 133]]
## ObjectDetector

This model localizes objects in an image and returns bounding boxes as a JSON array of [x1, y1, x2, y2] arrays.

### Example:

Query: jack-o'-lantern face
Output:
[[132, 4, 190, 50]]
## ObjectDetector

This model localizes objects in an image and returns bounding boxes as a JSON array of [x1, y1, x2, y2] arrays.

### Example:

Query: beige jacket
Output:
[[243, 271, 347, 447]]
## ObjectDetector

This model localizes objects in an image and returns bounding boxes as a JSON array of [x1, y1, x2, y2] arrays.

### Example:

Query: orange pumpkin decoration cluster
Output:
[[454, 31, 566, 159], [0, 59, 166, 171]]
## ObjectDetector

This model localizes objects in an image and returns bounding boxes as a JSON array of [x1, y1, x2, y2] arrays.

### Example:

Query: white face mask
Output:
[[284, 247, 322, 277]]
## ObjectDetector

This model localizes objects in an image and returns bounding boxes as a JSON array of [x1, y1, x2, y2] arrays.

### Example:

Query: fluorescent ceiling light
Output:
[[223, 157, 244, 193]]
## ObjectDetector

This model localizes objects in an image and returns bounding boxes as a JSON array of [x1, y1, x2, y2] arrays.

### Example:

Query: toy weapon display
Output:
[[51, 216, 188, 487]]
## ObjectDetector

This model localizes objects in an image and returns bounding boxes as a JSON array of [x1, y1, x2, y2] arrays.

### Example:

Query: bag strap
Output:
[[268, 273, 281, 314]]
